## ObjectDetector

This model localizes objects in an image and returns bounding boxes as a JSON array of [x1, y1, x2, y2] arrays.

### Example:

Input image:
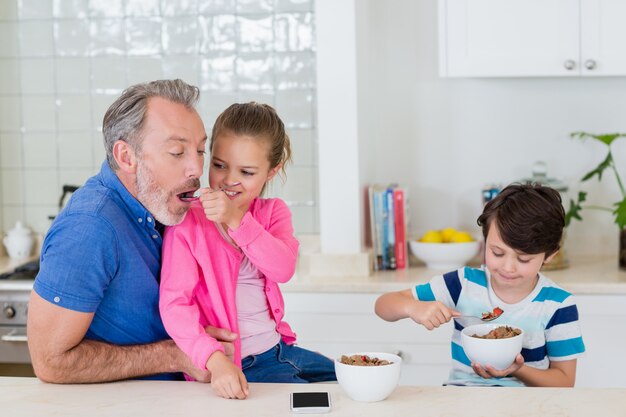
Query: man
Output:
[[27, 79, 235, 383]]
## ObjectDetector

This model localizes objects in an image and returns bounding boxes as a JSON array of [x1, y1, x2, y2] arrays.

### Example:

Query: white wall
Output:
[[356, 0, 626, 257], [0, 0, 319, 236]]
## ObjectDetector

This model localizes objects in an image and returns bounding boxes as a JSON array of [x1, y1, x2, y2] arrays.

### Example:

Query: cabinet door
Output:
[[439, 0, 580, 77], [581, 0, 626, 76]]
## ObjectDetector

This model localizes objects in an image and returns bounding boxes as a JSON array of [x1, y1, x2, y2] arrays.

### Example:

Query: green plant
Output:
[[565, 132, 626, 230]]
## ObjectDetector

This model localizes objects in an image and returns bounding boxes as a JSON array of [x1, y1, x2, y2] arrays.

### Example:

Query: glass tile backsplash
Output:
[[0, 0, 318, 236]]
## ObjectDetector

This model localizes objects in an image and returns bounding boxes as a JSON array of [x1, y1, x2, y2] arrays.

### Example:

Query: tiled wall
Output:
[[0, 0, 318, 236]]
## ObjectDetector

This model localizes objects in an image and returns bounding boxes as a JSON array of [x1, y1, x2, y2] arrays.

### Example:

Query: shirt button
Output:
[[53, 296, 61, 303], [265, 287, 270, 292], [147, 217, 153, 223], [152, 234, 158, 239], [274, 308, 280, 314], [138, 218, 143, 223]]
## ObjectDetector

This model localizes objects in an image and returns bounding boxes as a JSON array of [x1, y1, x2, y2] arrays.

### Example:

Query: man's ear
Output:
[[112, 140, 137, 174]]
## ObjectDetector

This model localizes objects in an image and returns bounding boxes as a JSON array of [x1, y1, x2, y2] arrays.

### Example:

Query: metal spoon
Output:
[[190, 182, 241, 200], [210, 182, 241, 193], [453, 314, 499, 322], [453, 308, 503, 322]]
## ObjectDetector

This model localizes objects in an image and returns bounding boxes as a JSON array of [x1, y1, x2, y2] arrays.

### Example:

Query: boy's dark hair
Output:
[[477, 183, 565, 256]]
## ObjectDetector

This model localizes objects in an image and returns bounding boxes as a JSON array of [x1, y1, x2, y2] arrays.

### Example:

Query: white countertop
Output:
[[2, 255, 626, 295], [1, 377, 624, 417], [284, 255, 626, 295]]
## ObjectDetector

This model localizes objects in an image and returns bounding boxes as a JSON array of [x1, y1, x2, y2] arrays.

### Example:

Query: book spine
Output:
[[372, 188, 385, 270], [393, 187, 407, 269], [386, 187, 396, 270]]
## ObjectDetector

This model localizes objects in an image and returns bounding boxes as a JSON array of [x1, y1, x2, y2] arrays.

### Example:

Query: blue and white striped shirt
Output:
[[412, 266, 585, 386]]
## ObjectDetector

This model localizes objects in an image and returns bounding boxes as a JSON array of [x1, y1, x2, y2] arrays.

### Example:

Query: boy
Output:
[[375, 183, 585, 387]]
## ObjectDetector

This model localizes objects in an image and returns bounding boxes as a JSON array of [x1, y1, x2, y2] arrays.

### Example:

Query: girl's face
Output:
[[484, 222, 556, 303], [209, 132, 279, 212]]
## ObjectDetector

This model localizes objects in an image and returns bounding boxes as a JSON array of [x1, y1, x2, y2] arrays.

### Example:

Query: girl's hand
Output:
[[200, 187, 245, 230], [206, 351, 249, 399], [471, 353, 525, 379], [406, 300, 458, 330]]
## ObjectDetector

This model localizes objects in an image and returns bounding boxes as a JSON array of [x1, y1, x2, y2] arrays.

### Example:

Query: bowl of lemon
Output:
[[409, 228, 480, 270]]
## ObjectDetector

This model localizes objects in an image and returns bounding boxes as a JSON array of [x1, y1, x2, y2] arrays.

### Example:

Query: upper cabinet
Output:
[[438, 0, 626, 77]]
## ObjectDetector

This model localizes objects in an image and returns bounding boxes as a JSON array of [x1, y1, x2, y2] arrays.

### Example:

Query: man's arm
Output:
[[27, 291, 232, 383]]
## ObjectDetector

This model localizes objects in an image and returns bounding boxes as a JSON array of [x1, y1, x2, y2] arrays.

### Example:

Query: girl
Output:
[[159, 103, 336, 400]]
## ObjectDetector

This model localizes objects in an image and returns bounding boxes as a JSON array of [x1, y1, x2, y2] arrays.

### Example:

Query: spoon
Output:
[[453, 307, 503, 322], [210, 182, 241, 193], [190, 182, 241, 200]]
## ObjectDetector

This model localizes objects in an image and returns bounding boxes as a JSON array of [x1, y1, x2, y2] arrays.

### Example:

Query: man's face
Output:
[[134, 97, 207, 225]]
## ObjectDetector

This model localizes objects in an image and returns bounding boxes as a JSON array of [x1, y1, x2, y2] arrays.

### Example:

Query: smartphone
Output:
[[290, 392, 331, 413]]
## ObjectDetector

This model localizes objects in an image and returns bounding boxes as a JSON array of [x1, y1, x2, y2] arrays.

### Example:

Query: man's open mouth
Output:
[[177, 190, 199, 202]]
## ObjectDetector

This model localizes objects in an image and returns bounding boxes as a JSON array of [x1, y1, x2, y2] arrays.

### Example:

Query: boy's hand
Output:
[[200, 187, 245, 230], [206, 351, 249, 399], [471, 353, 525, 379], [407, 300, 458, 330]]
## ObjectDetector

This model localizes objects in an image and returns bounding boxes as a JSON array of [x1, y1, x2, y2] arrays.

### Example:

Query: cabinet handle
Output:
[[563, 60, 576, 70], [585, 60, 597, 70]]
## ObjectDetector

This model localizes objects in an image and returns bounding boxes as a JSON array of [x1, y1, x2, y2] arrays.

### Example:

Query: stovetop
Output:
[[0, 260, 39, 281]]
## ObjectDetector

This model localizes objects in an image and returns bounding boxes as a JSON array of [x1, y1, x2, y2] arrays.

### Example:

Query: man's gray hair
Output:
[[102, 79, 200, 170]]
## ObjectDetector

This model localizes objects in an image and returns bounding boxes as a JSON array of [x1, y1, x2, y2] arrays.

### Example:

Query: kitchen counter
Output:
[[1, 377, 624, 416], [2, 254, 626, 295], [285, 255, 626, 295]]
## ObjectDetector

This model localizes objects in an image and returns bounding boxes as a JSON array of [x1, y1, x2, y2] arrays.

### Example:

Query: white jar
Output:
[[3, 221, 34, 259]]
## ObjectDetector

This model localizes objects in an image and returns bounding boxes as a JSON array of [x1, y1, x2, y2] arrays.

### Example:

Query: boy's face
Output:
[[484, 222, 556, 301]]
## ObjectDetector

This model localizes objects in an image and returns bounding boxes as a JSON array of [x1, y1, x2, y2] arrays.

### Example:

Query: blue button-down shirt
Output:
[[34, 161, 180, 380]]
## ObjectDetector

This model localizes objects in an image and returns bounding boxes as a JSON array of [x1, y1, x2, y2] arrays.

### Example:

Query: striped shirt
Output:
[[412, 266, 585, 386]]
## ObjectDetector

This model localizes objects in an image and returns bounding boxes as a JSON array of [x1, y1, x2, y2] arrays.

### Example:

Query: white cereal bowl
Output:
[[461, 323, 524, 370], [409, 240, 480, 270], [334, 352, 402, 402]]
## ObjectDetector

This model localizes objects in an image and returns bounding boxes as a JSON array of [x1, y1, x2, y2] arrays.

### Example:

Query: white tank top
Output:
[[216, 223, 280, 358]]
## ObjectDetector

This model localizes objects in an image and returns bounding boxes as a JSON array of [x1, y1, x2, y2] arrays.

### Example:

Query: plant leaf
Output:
[[564, 191, 587, 227], [614, 197, 626, 230], [570, 131, 626, 146], [581, 152, 612, 183]]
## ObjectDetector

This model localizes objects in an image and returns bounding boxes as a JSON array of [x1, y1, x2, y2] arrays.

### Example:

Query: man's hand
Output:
[[204, 325, 237, 360]]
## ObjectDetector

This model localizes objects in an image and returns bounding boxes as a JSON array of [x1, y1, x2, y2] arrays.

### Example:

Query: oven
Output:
[[0, 260, 38, 376]]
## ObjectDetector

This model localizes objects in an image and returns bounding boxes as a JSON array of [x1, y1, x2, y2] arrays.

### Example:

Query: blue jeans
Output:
[[241, 340, 337, 383]]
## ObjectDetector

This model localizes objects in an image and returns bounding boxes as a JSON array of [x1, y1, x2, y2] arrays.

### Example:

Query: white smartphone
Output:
[[290, 392, 331, 413]]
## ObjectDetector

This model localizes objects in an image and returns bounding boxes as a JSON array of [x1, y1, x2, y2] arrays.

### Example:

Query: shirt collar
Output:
[[99, 160, 159, 229]]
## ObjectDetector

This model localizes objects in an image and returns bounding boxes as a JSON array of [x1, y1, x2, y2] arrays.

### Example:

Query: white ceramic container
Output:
[[3, 221, 34, 259], [409, 240, 480, 270], [461, 323, 524, 370], [334, 352, 402, 402]]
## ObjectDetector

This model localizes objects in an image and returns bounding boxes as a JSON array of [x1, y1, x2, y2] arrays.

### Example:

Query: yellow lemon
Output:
[[420, 230, 443, 243], [440, 227, 457, 243], [450, 231, 474, 243]]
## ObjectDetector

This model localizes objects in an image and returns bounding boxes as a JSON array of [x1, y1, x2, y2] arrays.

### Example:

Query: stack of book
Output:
[[367, 184, 408, 270]]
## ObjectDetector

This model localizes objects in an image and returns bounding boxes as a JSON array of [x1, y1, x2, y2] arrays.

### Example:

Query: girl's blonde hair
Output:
[[210, 102, 293, 183]]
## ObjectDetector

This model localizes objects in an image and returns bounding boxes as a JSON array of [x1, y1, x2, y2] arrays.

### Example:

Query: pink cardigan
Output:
[[159, 198, 299, 371]]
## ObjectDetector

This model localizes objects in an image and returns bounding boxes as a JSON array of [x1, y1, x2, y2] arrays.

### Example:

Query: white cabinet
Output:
[[438, 0, 626, 77], [283, 293, 452, 386], [575, 294, 626, 388], [283, 292, 626, 388]]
